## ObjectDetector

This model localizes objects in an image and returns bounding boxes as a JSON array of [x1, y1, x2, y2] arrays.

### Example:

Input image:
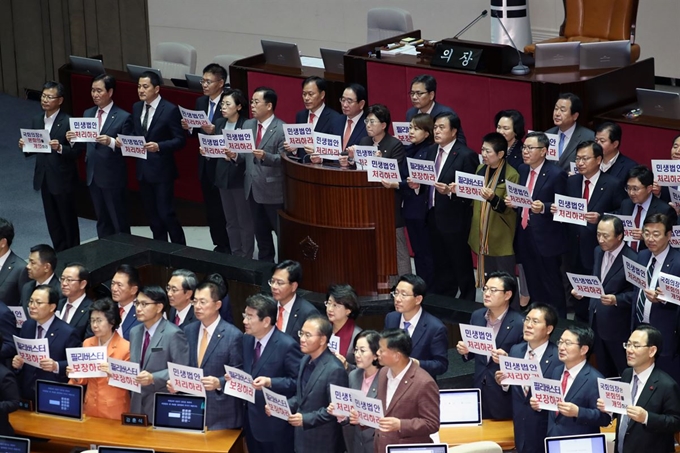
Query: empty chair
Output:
[[152, 42, 197, 79], [211, 54, 245, 83], [448, 441, 503, 453], [367, 7, 414, 42]]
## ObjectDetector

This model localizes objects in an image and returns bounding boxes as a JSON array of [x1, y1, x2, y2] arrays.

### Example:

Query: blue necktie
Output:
[[403, 321, 411, 335], [558, 132, 566, 157], [208, 101, 216, 122]]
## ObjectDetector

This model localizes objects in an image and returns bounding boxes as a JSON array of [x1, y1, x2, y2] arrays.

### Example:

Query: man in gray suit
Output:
[[0, 218, 29, 306], [129, 285, 189, 422], [547, 93, 595, 172], [227, 86, 288, 262]]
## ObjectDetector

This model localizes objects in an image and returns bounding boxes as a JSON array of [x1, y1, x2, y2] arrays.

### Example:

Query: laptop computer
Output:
[[544, 433, 607, 453], [534, 42, 580, 68], [35, 380, 84, 421], [579, 40, 630, 70], [0, 435, 30, 453], [127, 64, 163, 82], [69, 55, 106, 76], [153, 393, 206, 433], [98, 447, 155, 453], [386, 443, 449, 453], [439, 388, 482, 426], [261, 40, 302, 69], [320, 48, 346, 74], [637, 88, 680, 119]]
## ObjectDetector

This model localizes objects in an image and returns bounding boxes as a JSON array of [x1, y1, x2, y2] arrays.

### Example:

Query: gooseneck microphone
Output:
[[452, 10, 488, 40], [490, 10, 530, 75]]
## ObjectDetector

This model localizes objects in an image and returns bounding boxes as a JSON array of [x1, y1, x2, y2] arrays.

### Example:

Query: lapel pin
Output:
[[50, 333, 54, 337]]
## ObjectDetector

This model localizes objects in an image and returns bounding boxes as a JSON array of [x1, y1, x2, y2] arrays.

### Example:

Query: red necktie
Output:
[[276, 305, 285, 331], [632, 204, 643, 252], [309, 112, 316, 124], [521, 170, 537, 229], [343, 119, 353, 149], [561, 370, 570, 395], [256, 123, 263, 148], [174, 313, 180, 326], [97, 109, 105, 131], [583, 179, 590, 201], [119, 306, 125, 318]]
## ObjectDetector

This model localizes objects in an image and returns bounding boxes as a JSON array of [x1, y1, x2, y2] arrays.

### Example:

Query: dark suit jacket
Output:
[[616, 197, 678, 251], [288, 349, 348, 453], [384, 309, 448, 378], [0, 302, 18, 362], [294, 106, 342, 159], [283, 296, 320, 340], [57, 296, 94, 341], [373, 361, 440, 453], [406, 102, 466, 144], [79, 104, 132, 189], [0, 363, 19, 436], [20, 277, 61, 318], [546, 362, 611, 437], [589, 244, 637, 341], [131, 98, 186, 183], [194, 95, 225, 183], [129, 318, 190, 422], [184, 318, 243, 430], [331, 112, 368, 148], [168, 305, 197, 329], [465, 307, 525, 419], [0, 251, 29, 306], [509, 341, 560, 453], [357, 134, 405, 163], [27, 110, 80, 194], [344, 367, 378, 453], [514, 161, 568, 257], [214, 116, 247, 190], [119, 306, 140, 341], [547, 124, 595, 172], [243, 328, 303, 443], [616, 366, 680, 453], [603, 152, 637, 191], [16, 316, 81, 400], [399, 141, 432, 220]]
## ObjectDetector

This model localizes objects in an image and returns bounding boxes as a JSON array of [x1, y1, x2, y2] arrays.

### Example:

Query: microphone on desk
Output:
[[452, 10, 488, 40], [490, 10, 530, 75]]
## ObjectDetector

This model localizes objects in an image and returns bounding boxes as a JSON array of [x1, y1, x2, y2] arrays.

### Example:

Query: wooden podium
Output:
[[279, 157, 396, 296]]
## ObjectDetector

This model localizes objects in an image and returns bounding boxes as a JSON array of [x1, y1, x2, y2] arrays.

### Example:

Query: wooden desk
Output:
[[9, 411, 243, 453]]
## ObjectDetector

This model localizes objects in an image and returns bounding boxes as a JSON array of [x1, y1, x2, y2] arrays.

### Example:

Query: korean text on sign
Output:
[[657, 272, 680, 306], [263, 387, 292, 421], [623, 256, 647, 290], [652, 159, 680, 186], [455, 172, 486, 202], [314, 132, 343, 159], [223, 129, 255, 153], [392, 122, 411, 145], [7, 306, 25, 328], [179, 106, 211, 129], [407, 157, 437, 186], [531, 377, 563, 410], [366, 157, 401, 183], [108, 358, 141, 393], [118, 134, 147, 160], [223, 365, 255, 404], [20, 129, 52, 153], [198, 133, 227, 158], [597, 378, 631, 415], [169, 362, 205, 397], [283, 124, 314, 147], [69, 118, 98, 143], [330, 384, 357, 417], [499, 355, 543, 386], [66, 346, 107, 378], [545, 133, 559, 161], [354, 145, 378, 170], [13, 336, 50, 368], [606, 213, 635, 243], [553, 194, 587, 226], [459, 323, 495, 357], [671, 226, 680, 249], [567, 273, 604, 300], [506, 181, 533, 209], [670, 187, 680, 208], [352, 391, 384, 429], [328, 335, 341, 354]]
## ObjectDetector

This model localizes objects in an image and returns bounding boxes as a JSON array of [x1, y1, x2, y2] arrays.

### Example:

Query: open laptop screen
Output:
[[544, 433, 607, 453], [153, 393, 206, 433], [439, 388, 482, 426], [35, 380, 83, 420], [0, 435, 29, 453], [386, 443, 448, 453]]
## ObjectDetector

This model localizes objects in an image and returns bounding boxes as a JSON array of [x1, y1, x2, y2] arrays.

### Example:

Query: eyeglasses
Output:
[[191, 298, 213, 307], [482, 286, 507, 294], [364, 119, 381, 125], [324, 301, 343, 310], [268, 278, 288, 288], [625, 185, 646, 193], [523, 317, 544, 326], [133, 299, 160, 309], [242, 312, 256, 321], [409, 91, 428, 97], [200, 79, 220, 86], [166, 286, 182, 294], [354, 348, 372, 355], [390, 290, 414, 299], [522, 145, 544, 152], [574, 156, 595, 163], [27, 300, 49, 306], [298, 330, 321, 339], [643, 231, 666, 240], [250, 100, 263, 106], [556, 339, 580, 347], [90, 317, 107, 325], [59, 277, 82, 284], [623, 342, 650, 350], [339, 97, 357, 105], [41, 94, 62, 101]]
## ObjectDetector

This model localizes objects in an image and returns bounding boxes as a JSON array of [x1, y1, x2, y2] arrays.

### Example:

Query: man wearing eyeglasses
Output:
[[166, 269, 197, 329], [269, 260, 319, 340], [596, 324, 680, 453], [57, 262, 93, 340], [18, 81, 80, 252], [456, 271, 524, 419], [530, 325, 610, 436], [331, 84, 368, 150]]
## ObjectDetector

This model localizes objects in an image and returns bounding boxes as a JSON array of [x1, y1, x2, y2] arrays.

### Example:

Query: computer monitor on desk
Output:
[[320, 48, 346, 74], [580, 40, 631, 70], [261, 40, 302, 69], [0, 435, 30, 453], [637, 88, 680, 119], [534, 42, 580, 69], [544, 433, 607, 453], [69, 55, 106, 76], [127, 64, 163, 81]]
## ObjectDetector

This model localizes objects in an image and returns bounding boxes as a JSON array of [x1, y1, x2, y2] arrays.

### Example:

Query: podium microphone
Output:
[[453, 10, 488, 39], [490, 10, 530, 75]]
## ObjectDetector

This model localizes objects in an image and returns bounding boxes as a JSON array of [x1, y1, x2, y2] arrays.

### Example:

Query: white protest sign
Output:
[[223, 365, 255, 404], [545, 132, 559, 161], [7, 306, 25, 328], [455, 171, 486, 202], [459, 323, 495, 356], [328, 335, 341, 354], [118, 134, 147, 160], [108, 358, 141, 393], [68, 118, 98, 142], [283, 124, 314, 147], [198, 133, 226, 158], [20, 129, 52, 153], [672, 226, 680, 248], [567, 273, 604, 299], [530, 377, 563, 410], [652, 159, 680, 186], [66, 346, 107, 378], [168, 362, 205, 397], [553, 194, 587, 226], [506, 181, 533, 209], [607, 213, 636, 243], [330, 384, 357, 417], [354, 146, 378, 170], [179, 106, 211, 129], [352, 391, 384, 429], [623, 256, 647, 290], [670, 187, 680, 208], [366, 157, 401, 183], [657, 272, 680, 306], [597, 378, 631, 415], [313, 132, 343, 159], [13, 336, 50, 368], [224, 129, 255, 153], [407, 157, 437, 186], [499, 355, 543, 386], [263, 387, 292, 421], [570, 162, 579, 174], [392, 122, 411, 145]]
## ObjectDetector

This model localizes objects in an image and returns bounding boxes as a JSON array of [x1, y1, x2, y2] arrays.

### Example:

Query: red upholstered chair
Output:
[[524, 0, 640, 62]]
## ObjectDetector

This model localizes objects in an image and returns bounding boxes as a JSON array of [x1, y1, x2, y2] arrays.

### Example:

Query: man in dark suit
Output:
[[597, 324, 680, 453], [269, 260, 319, 340], [332, 83, 368, 150], [111, 264, 141, 341], [530, 325, 611, 436], [408, 111, 478, 299], [0, 302, 18, 365], [129, 71, 186, 244], [241, 293, 302, 453], [384, 273, 448, 378], [228, 87, 286, 262], [573, 216, 637, 378], [405, 74, 466, 144], [457, 271, 525, 419], [546, 93, 595, 172], [12, 285, 81, 401], [66, 74, 132, 238], [506, 132, 568, 316], [166, 269, 197, 329], [617, 166, 677, 252], [129, 285, 189, 422], [180, 63, 230, 253], [18, 81, 80, 251], [596, 121, 637, 191], [21, 244, 60, 318], [57, 262, 93, 341], [494, 303, 560, 453], [0, 218, 29, 306], [173, 281, 243, 430]]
